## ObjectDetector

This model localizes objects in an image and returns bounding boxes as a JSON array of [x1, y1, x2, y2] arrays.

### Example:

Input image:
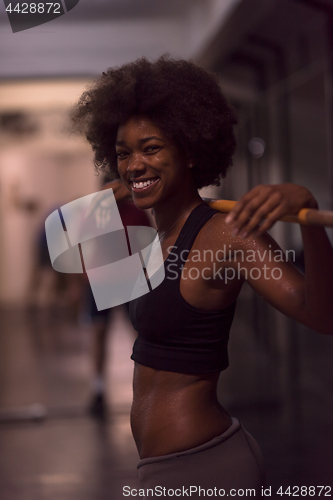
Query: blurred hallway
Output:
[[0, 305, 140, 500], [0, 292, 332, 500], [1, 0, 333, 498]]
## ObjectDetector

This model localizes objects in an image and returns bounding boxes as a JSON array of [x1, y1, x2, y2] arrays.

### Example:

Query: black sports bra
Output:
[[129, 203, 236, 374]]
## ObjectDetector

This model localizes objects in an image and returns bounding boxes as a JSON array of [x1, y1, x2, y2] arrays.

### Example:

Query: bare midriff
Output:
[[131, 362, 232, 459]]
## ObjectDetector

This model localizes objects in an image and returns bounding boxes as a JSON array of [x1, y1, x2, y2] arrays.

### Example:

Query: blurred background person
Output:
[[81, 176, 152, 419], [0, 0, 332, 497]]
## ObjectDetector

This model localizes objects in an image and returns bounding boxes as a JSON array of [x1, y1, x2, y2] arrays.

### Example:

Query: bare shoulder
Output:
[[197, 211, 233, 244], [197, 210, 272, 253], [195, 211, 293, 276]]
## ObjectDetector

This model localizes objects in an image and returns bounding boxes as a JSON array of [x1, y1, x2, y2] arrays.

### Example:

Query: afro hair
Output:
[[72, 56, 237, 189]]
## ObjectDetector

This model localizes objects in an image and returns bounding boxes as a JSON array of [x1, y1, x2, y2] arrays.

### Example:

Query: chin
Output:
[[132, 196, 154, 210]]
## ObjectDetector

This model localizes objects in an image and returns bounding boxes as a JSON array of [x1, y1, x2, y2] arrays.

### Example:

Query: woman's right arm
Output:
[[85, 179, 133, 229], [101, 179, 132, 202]]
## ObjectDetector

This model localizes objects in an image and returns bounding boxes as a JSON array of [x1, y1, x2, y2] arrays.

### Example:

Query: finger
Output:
[[104, 209, 111, 226], [225, 186, 265, 224], [86, 192, 108, 218], [225, 194, 254, 224], [102, 180, 121, 191], [229, 192, 275, 236], [255, 205, 287, 236], [237, 193, 284, 238], [85, 188, 115, 218], [100, 208, 108, 229], [95, 208, 102, 228]]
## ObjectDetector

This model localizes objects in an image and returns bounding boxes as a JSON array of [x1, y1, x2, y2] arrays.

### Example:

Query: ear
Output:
[[187, 158, 195, 169]]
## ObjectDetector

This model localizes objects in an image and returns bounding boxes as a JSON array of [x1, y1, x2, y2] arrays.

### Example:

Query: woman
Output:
[[73, 57, 333, 497]]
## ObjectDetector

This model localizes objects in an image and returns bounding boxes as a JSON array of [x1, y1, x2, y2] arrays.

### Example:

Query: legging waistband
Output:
[[137, 417, 241, 469]]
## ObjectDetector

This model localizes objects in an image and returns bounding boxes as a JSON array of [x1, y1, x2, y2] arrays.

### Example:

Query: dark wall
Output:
[[200, 0, 333, 490]]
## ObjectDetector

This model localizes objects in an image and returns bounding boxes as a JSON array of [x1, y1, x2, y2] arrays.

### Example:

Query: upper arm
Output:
[[207, 214, 309, 324], [228, 231, 318, 328]]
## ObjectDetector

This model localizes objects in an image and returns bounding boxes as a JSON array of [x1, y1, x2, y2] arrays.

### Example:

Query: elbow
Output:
[[308, 315, 333, 335], [317, 324, 333, 335], [299, 305, 333, 335]]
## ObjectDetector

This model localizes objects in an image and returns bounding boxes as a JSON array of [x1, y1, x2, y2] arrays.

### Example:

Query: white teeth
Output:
[[132, 178, 158, 189]]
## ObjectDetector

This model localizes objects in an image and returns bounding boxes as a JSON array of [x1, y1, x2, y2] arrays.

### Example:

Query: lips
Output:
[[131, 177, 160, 193]]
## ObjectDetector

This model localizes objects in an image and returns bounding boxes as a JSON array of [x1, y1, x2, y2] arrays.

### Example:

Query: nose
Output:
[[126, 152, 146, 176]]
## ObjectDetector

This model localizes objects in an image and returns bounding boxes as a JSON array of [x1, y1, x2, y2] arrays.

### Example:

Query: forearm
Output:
[[102, 179, 132, 202], [301, 225, 333, 334]]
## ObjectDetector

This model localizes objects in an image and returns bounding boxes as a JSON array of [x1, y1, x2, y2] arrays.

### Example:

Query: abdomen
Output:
[[131, 362, 232, 459]]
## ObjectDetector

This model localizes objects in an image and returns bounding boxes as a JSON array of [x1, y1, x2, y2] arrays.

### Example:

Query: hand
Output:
[[102, 179, 132, 202], [225, 183, 318, 238], [86, 180, 132, 228]]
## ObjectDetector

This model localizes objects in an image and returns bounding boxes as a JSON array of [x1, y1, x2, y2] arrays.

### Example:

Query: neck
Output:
[[153, 189, 203, 236]]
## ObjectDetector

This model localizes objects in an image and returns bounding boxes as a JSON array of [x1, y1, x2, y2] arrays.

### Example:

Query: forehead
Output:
[[116, 116, 165, 142]]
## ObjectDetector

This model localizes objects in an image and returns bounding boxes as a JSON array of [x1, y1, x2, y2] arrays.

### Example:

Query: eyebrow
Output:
[[115, 136, 164, 146]]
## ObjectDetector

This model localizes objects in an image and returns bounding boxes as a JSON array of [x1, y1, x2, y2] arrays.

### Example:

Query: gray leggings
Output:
[[137, 418, 265, 499]]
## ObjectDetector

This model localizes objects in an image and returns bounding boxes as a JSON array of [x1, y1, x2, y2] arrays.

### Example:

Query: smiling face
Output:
[[116, 116, 195, 210]]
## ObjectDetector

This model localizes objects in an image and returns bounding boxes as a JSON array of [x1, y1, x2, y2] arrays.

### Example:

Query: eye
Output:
[[116, 150, 129, 159], [144, 145, 161, 154]]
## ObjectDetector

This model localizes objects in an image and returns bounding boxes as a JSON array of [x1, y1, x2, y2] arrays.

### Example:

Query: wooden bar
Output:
[[205, 199, 333, 227]]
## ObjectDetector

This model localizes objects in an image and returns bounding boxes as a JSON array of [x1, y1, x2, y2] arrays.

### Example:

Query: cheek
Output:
[[117, 160, 126, 177], [162, 151, 184, 170], [171, 159, 187, 181]]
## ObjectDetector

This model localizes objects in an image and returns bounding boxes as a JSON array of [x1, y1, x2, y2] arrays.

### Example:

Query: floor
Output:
[[0, 290, 332, 500]]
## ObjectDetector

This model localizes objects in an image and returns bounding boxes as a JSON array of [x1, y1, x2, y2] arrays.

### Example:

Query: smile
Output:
[[131, 177, 160, 191]]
